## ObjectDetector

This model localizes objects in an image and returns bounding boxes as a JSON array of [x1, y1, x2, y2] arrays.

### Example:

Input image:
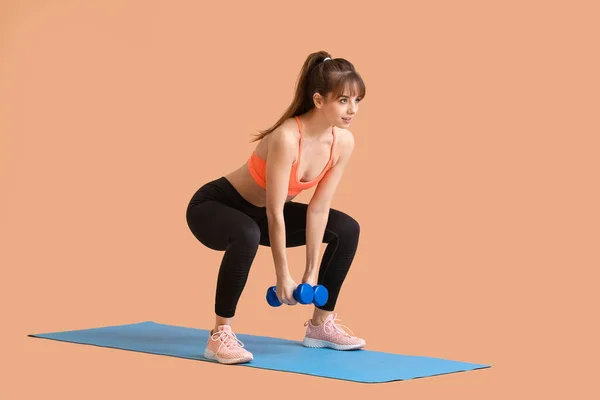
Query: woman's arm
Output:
[[265, 127, 297, 281], [304, 131, 355, 283]]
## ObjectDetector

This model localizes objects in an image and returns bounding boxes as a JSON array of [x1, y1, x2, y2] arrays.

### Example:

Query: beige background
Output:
[[2, 0, 598, 398]]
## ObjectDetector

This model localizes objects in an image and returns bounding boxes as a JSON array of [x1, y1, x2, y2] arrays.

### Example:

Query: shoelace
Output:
[[211, 330, 245, 353], [326, 316, 355, 337], [305, 313, 356, 337]]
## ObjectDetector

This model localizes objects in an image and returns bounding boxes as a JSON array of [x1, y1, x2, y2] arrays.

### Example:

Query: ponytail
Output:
[[251, 51, 332, 142]]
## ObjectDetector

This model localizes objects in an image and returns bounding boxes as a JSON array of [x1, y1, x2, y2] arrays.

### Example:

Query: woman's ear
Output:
[[313, 92, 325, 109]]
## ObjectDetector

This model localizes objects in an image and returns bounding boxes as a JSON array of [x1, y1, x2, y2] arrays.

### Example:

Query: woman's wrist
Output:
[[276, 268, 292, 281]]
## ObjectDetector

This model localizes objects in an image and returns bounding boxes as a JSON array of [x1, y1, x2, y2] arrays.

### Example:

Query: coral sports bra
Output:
[[247, 116, 336, 196]]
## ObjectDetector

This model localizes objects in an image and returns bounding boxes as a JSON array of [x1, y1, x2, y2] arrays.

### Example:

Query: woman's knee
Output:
[[336, 212, 360, 239], [348, 215, 360, 236], [235, 223, 261, 248]]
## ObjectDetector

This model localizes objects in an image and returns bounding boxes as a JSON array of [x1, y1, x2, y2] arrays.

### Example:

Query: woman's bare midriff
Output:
[[224, 163, 298, 208]]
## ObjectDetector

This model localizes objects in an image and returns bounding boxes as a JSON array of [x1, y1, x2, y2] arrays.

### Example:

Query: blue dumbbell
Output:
[[311, 285, 329, 307], [266, 283, 329, 307]]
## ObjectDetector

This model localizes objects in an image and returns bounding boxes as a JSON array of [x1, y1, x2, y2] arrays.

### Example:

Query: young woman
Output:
[[185, 51, 366, 365]]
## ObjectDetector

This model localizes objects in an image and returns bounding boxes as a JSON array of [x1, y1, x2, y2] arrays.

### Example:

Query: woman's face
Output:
[[319, 86, 362, 129]]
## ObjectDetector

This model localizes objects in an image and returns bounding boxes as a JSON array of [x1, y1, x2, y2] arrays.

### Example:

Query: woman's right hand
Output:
[[276, 275, 298, 306]]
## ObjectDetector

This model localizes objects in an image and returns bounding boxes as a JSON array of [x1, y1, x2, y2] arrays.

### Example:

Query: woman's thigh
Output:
[[258, 201, 359, 247]]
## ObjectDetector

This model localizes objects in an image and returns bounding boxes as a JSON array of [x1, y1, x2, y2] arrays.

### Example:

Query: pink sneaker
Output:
[[204, 325, 253, 364], [302, 313, 366, 350]]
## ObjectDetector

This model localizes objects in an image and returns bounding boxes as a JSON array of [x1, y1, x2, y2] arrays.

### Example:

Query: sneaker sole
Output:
[[204, 348, 253, 365], [302, 337, 365, 350]]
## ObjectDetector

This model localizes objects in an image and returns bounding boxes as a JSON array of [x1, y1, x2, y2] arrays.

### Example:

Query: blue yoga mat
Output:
[[29, 321, 490, 383]]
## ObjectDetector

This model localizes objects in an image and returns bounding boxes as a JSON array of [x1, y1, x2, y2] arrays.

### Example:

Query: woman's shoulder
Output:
[[265, 118, 301, 147], [333, 126, 355, 150], [275, 117, 301, 137], [254, 118, 300, 160]]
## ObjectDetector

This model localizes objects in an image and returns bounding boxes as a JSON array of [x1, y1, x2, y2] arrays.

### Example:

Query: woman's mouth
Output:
[[342, 117, 352, 123]]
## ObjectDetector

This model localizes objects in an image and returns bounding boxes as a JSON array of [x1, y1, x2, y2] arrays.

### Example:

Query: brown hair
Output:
[[251, 51, 366, 142]]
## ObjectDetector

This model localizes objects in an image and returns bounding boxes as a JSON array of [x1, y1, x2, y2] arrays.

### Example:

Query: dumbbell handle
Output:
[[266, 283, 312, 306], [266, 284, 328, 307]]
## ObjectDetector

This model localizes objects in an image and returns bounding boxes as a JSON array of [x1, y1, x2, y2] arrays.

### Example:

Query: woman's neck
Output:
[[298, 110, 332, 139]]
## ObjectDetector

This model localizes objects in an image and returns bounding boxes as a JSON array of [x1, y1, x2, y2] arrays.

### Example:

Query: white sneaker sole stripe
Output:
[[204, 348, 253, 364], [302, 337, 365, 350]]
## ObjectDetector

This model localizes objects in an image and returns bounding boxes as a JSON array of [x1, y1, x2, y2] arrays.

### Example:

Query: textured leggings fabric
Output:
[[185, 176, 360, 318]]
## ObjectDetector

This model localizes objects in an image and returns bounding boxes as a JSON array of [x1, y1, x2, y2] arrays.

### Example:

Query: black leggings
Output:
[[185, 177, 360, 318]]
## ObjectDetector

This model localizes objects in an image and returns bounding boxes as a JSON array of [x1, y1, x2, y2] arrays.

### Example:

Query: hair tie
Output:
[[323, 57, 331, 61]]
